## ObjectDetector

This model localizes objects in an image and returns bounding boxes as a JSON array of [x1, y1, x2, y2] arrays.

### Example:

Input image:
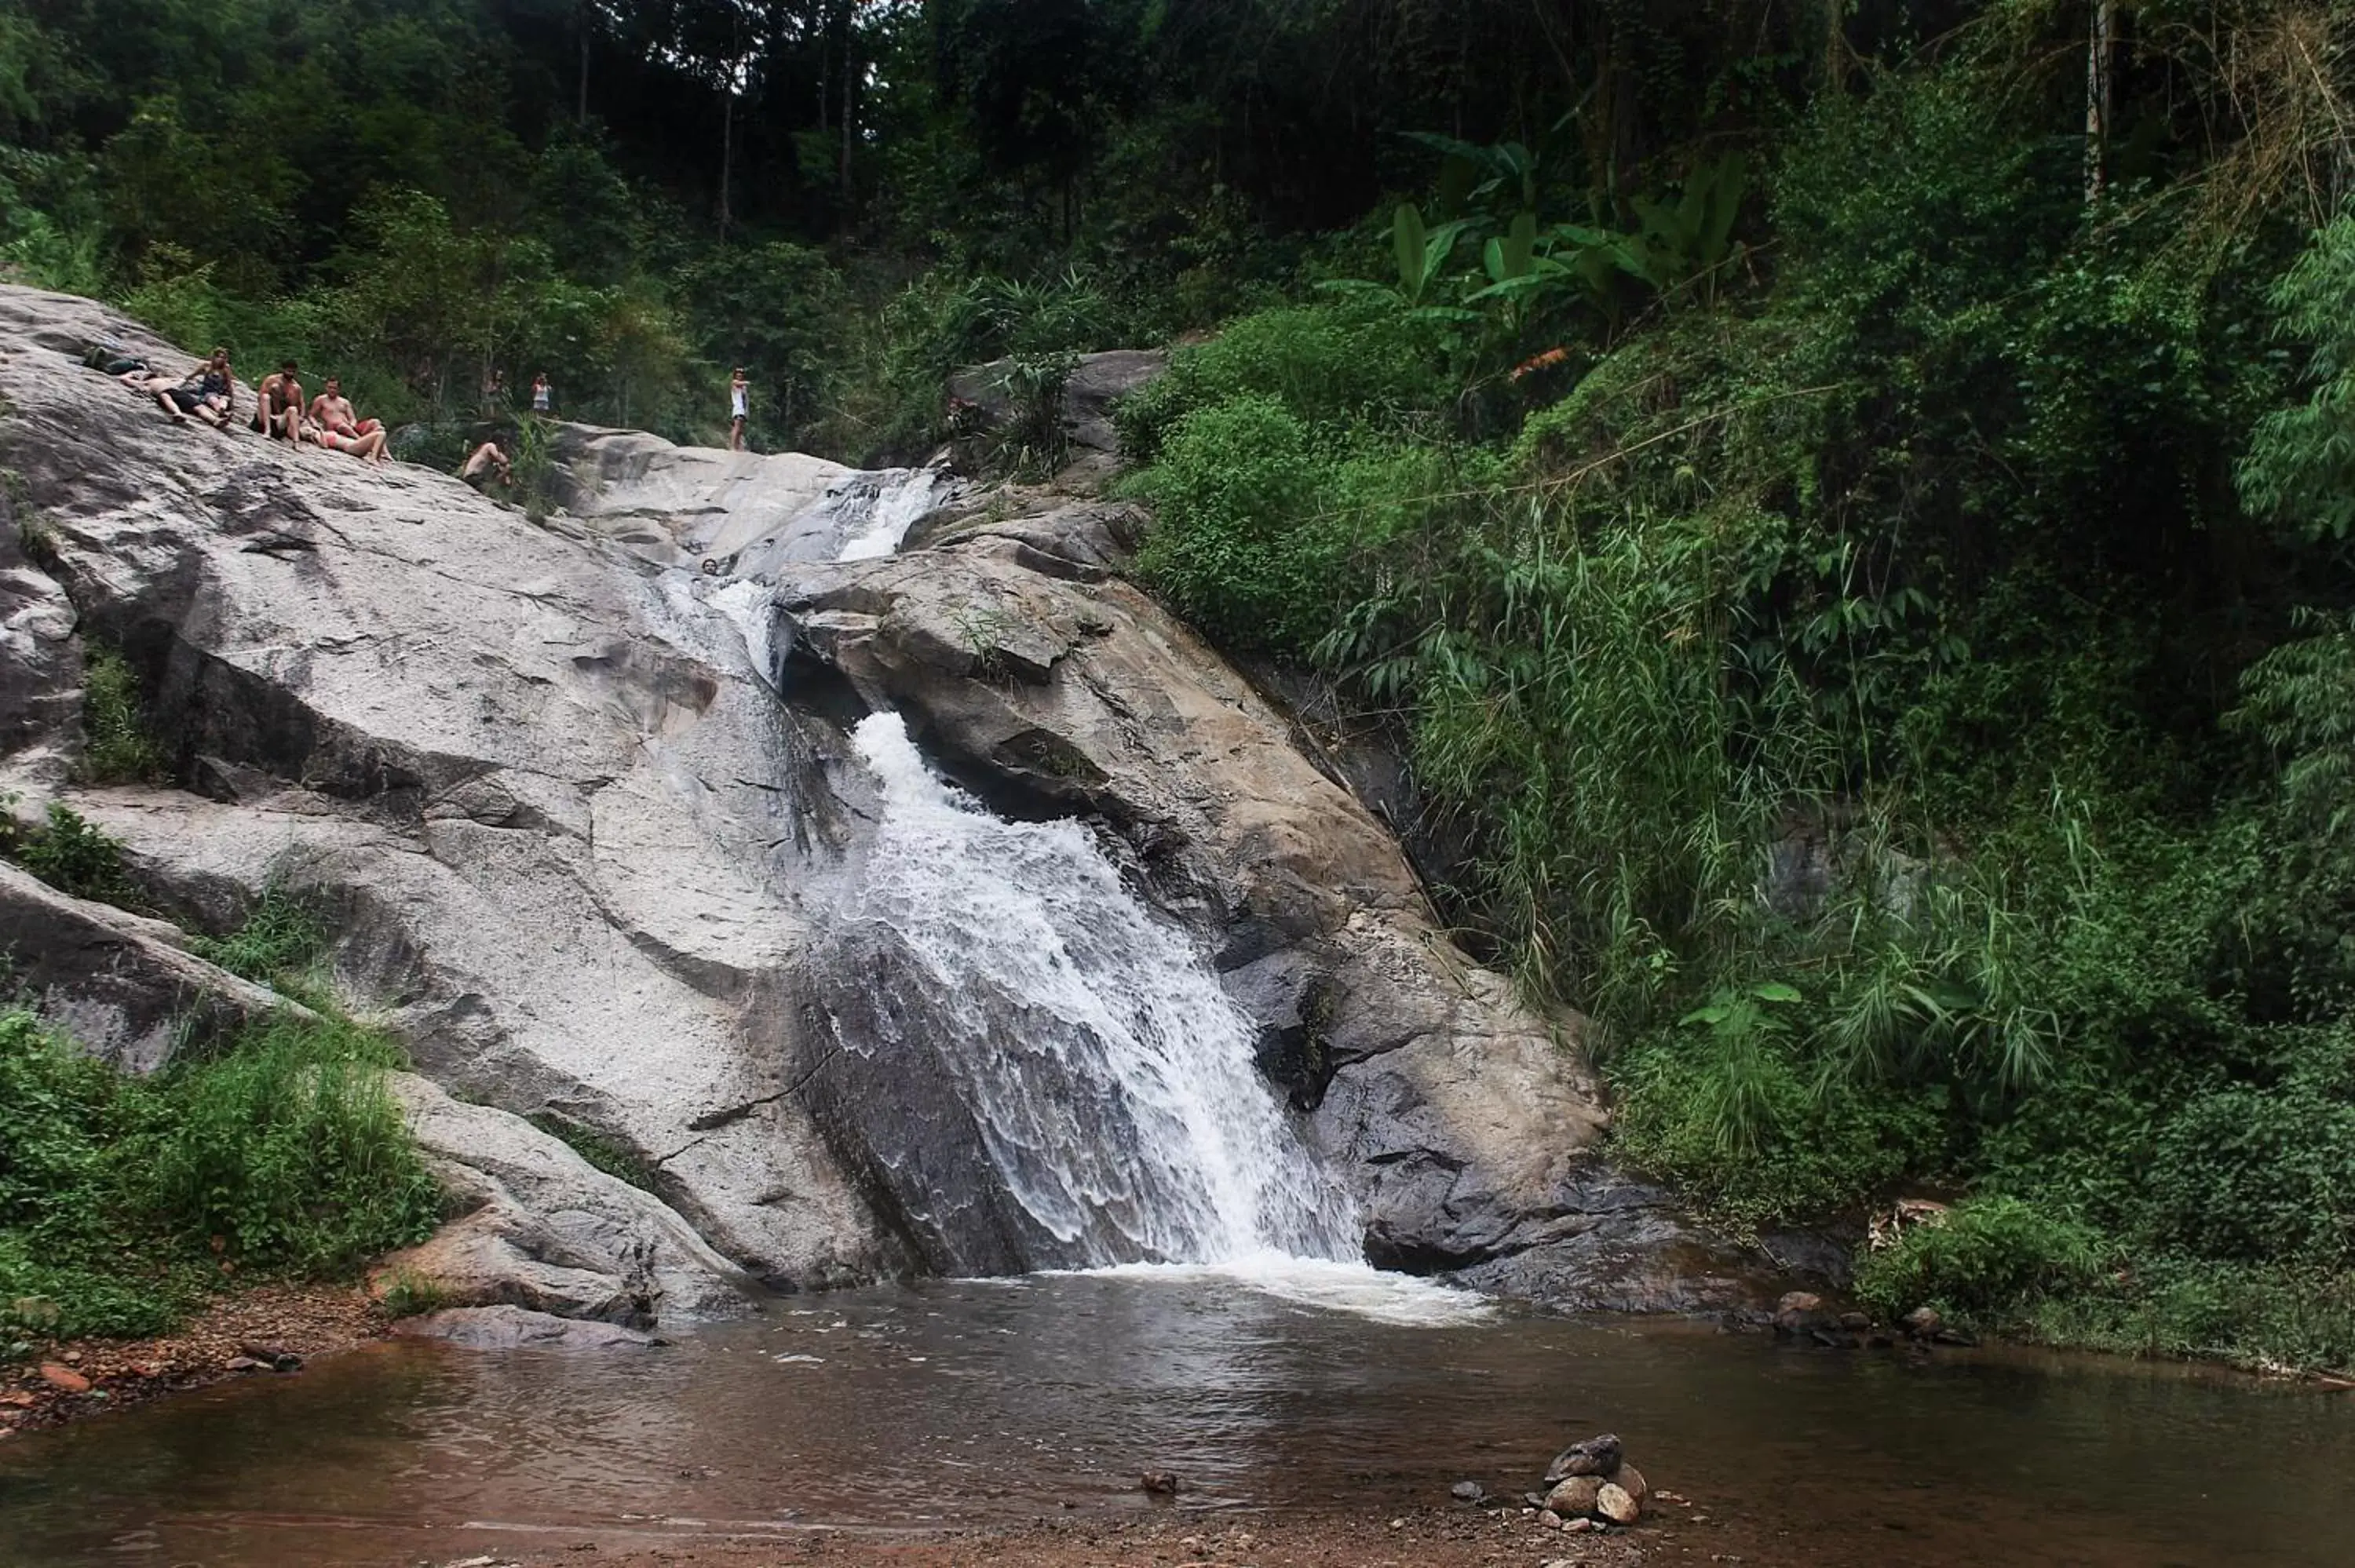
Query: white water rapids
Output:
[[845, 713, 1486, 1325]]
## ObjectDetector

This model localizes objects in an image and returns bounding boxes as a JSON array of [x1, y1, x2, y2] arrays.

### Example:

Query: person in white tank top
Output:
[[729, 367, 749, 451]]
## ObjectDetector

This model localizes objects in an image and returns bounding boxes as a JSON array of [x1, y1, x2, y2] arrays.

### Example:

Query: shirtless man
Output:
[[459, 439, 513, 493], [251, 360, 304, 440], [307, 377, 381, 439]]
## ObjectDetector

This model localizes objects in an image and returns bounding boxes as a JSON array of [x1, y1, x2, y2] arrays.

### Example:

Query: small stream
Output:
[[6, 1269, 2352, 1567]]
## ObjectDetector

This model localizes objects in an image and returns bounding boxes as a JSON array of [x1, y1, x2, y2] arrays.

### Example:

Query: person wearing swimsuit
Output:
[[140, 347, 233, 428], [729, 367, 748, 451], [252, 361, 304, 440]]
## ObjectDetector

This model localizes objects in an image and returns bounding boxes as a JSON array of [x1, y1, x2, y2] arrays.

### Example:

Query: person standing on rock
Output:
[[729, 367, 749, 451], [531, 371, 551, 416]]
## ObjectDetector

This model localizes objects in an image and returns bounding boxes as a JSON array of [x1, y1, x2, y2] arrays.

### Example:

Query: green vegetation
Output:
[[1, 800, 130, 903], [190, 880, 334, 1005], [78, 645, 164, 785], [528, 1113, 660, 1194], [0, 1008, 440, 1340]]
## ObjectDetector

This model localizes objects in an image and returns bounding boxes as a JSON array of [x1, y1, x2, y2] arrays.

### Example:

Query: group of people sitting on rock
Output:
[[121, 348, 390, 463]]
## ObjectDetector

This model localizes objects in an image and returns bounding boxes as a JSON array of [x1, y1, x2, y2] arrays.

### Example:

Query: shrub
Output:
[[1129, 394, 1340, 655], [80, 645, 164, 785], [10, 801, 131, 903], [2140, 1086, 2355, 1265], [1853, 1196, 2108, 1324], [1115, 299, 1449, 461], [191, 881, 330, 994], [0, 1005, 441, 1340], [141, 1013, 439, 1274]]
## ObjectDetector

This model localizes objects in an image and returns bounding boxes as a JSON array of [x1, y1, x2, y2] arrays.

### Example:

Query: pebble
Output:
[[1597, 1482, 1641, 1524]]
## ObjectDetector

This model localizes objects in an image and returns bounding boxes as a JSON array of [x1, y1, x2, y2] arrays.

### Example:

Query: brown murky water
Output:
[[3, 1270, 2350, 1566]]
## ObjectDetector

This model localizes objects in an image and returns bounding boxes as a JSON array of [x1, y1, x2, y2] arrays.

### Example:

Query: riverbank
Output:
[[472, 1511, 1665, 1568], [0, 1281, 385, 1437]]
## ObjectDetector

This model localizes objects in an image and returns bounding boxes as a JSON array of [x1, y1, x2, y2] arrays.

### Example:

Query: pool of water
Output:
[[5, 1266, 2350, 1566]]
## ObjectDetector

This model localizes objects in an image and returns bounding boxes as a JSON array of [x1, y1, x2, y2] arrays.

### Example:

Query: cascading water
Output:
[[841, 712, 1360, 1267]]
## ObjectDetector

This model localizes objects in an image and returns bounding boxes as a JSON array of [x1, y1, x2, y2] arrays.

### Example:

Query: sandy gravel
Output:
[[0, 1280, 386, 1436]]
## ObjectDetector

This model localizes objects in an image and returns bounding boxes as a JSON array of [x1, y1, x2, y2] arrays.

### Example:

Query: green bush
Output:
[[0, 1007, 441, 1340], [9, 801, 131, 903], [1115, 299, 1448, 462], [1128, 395, 1339, 655], [145, 1014, 439, 1273], [190, 881, 330, 994], [80, 645, 164, 785], [2141, 1086, 2355, 1266], [1853, 1196, 2108, 1325]]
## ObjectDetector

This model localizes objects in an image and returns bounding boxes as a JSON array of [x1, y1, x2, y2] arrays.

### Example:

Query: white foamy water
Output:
[[1074, 1255, 1495, 1327], [847, 711, 1361, 1269], [722, 467, 946, 578]]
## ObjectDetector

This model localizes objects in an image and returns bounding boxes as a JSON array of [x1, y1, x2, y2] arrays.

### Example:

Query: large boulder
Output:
[[380, 1074, 752, 1324], [0, 287, 884, 1305]]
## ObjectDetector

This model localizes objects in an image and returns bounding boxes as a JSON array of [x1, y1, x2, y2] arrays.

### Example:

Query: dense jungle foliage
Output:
[[9, 0, 2355, 1369]]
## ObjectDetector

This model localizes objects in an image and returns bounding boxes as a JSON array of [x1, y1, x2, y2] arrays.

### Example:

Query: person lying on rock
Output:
[[459, 439, 513, 493], [250, 360, 305, 440], [303, 413, 389, 464], [307, 377, 382, 444], [128, 347, 234, 428]]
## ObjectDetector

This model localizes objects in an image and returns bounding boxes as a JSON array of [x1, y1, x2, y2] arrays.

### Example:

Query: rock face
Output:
[[393, 1304, 658, 1351], [380, 1074, 753, 1324], [0, 859, 294, 1070], [0, 284, 1818, 1318], [0, 288, 883, 1307]]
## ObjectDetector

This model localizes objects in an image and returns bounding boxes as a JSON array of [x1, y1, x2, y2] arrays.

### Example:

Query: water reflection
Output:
[[3, 1273, 2350, 1566]]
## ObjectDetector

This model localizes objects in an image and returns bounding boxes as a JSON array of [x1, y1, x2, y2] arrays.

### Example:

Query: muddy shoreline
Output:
[[0, 1282, 388, 1438]]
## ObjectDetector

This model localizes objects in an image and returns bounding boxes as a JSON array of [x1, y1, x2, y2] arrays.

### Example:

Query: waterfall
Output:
[[842, 712, 1360, 1267], [723, 468, 946, 578]]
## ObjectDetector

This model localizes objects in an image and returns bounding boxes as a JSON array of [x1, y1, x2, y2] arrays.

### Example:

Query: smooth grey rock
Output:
[[0, 287, 879, 1296], [393, 1304, 658, 1351], [0, 492, 79, 795], [382, 1074, 753, 1324], [0, 859, 293, 1070]]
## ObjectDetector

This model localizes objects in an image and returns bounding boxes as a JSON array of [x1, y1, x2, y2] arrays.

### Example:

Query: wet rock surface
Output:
[[392, 1304, 660, 1351]]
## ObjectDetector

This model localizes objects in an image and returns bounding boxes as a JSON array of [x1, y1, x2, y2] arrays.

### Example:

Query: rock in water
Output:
[[1904, 1305, 1944, 1337], [1450, 1479, 1486, 1503], [1545, 1433, 1623, 1482], [1543, 1476, 1603, 1516], [1775, 1290, 1834, 1335], [1138, 1470, 1181, 1495], [393, 1306, 657, 1351], [1596, 1482, 1642, 1524]]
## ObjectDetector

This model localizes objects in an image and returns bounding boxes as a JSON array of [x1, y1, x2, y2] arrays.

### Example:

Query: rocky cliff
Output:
[[0, 287, 1810, 1325]]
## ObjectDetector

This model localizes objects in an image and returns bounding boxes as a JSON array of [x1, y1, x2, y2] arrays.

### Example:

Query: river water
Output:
[[6, 1267, 2352, 1567]]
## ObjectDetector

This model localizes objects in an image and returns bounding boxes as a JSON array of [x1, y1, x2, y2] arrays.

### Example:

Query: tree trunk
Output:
[[576, 0, 590, 125], [2084, 0, 2116, 205], [719, 81, 734, 239]]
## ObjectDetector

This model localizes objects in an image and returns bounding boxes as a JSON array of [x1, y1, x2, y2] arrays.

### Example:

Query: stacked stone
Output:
[[1539, 1433, 1648, 1526]]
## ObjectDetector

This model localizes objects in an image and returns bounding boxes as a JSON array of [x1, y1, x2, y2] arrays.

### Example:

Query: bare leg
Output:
[[153, 390, 189, 423]]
